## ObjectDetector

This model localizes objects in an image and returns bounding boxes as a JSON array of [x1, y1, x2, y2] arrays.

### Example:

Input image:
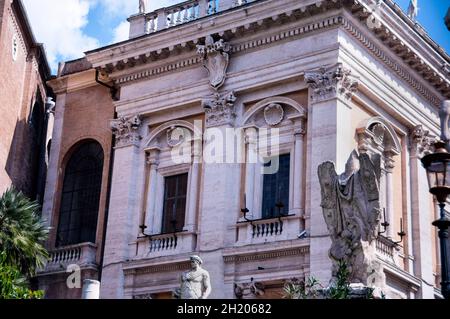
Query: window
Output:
[[261, 154, 290, 218], [12, 35, 18, 61], [161, 173, 188, 233], [56, 141, 104, 247]]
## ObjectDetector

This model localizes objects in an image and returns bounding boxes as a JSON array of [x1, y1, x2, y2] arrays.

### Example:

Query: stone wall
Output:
[[0, 0, 50, 201]]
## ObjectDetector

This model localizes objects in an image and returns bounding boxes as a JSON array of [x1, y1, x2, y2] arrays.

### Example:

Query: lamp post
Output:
[[421, 140, 450, 299]]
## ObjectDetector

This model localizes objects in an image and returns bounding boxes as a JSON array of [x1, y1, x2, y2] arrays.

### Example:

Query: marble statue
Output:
[[318, 150, 385, 290], [139, 0, 147, 14], [179, 255, 211, 299], [407, 0, 418, 21]]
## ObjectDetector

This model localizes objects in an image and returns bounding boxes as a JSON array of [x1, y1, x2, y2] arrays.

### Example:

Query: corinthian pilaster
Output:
[[202, 91, 237, 128], [110, 114, 142, 147], [304, 63, 359, 103]]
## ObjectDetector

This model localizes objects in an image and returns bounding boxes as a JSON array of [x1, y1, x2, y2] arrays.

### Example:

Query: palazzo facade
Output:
[[37, 0, 450, 299]]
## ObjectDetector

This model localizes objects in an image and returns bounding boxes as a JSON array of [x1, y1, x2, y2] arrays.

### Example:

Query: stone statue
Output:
[[139, 0, 147, 14], [407, 0, 418, 21], [439, 100, 450, 147], [318, 150, 385, 291], [179, 255, 211, 299]]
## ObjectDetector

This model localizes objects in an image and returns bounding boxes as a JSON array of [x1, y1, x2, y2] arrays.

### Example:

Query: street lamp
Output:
[[421, 140, 450, 299]]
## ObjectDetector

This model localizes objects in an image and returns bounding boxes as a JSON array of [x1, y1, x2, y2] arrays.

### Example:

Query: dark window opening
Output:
[[262, 154, 290, 219], [161, 173, 188, 234], [56, 141, 104, 247]]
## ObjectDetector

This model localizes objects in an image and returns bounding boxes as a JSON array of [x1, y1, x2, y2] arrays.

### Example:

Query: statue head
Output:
[[190, 255, 203, 269]]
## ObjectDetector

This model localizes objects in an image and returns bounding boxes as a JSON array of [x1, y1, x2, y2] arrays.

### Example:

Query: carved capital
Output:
[[197, 35, 230, 90], [410, 125, 435, 157], [304, 63, 359, 103], [110, 114, 142, 147], [202, 91, 237, 127]]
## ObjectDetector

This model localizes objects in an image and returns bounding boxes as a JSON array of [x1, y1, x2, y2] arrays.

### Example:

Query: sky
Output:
[[21, 0, 450, 74]]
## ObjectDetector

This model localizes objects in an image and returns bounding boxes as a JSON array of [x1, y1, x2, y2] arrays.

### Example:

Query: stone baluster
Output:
[[156, 8, 168, 29], [198, 0, 209, 17], [210, 0, 217, 14]]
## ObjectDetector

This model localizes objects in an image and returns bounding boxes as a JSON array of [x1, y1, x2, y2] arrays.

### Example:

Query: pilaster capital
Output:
[[202, 91, 237, 128], [304, 63, 359, 103], [111, 114, 142, 148]]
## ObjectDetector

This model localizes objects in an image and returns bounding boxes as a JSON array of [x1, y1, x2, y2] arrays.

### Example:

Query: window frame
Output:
[[56, 141, 104, 247], [161, 172, 189, 234]]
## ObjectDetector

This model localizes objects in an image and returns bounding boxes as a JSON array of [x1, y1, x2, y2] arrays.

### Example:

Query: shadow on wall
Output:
[[5, 101, 48, 204]]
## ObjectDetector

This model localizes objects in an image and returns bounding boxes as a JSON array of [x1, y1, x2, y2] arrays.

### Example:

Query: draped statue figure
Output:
[[318, 150, 385, 290], [407, 0, 418, 21], [139, 0, 147, 14]]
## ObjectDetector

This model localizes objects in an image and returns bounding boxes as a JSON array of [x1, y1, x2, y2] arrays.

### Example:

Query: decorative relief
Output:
[[304, 63, 359, 103], [411, 125, 435, 157], [166, 126, 186, 148], [202, 91, 237, 127], [197, 35, 231, 91], [263, 103, 285, 126], [110, 114, 142, 147]]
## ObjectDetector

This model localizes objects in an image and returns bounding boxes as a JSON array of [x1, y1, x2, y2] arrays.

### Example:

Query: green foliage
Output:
[[0, 188, 48, 299], [328, 260, 351, 299], [0, 252, 43, 299], [0, 187, 49, 277], [283, 260, 377, 299], [283, 277, 322, 299]]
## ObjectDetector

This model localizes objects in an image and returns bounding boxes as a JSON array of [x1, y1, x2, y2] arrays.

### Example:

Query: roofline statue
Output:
[[139, 0, 147, 14]]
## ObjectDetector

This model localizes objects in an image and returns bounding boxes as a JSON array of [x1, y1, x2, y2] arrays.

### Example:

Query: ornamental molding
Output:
[[110, 114, 143, 147], [104, 10, 446, 106], [263, 103, 285, 126], [112, 16, 343, 85], [197, 35, 231, 91], [166, 126, 187, 148], [123, 261, 191, 275], [115, 56, 202, 84], [342, 18, 443, 106], [304, 63, 360, 103], [223, 246, 310, 263], [202, 91, 237, 128]]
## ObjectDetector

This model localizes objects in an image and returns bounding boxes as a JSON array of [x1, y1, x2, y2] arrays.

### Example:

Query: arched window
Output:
[[56, 141, 104, 247]]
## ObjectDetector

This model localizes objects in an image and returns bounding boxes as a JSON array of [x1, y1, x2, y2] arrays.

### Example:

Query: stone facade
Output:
[[0, 0, 52, 203], [39, 0, 449, 299]]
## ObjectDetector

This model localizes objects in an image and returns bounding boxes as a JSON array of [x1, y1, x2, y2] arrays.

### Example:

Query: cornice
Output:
[[83, 0, 448, 103], [114, 15, 343, 86], [341, 18, 442, 106], [223, 247, 310, 263], [123, 260, 191, 276], [47, 69, 98, 94]]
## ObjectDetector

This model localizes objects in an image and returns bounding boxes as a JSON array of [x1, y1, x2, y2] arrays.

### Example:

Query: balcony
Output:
[[130, 0, 258, 38], [38, 243, 98, 274], [134, 231, 197, 259], [236, 215, 302, 245]]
